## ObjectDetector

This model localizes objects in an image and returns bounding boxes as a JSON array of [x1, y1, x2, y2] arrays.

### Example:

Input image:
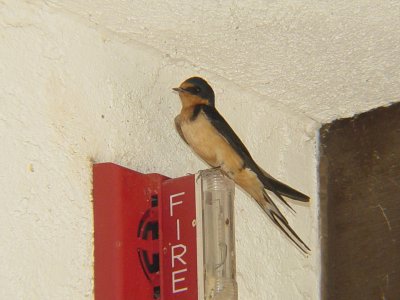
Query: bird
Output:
[[172, 76, 310, 253]]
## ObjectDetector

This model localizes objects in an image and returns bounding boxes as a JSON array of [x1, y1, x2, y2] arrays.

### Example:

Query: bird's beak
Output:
[[172, 87, 190, 94]]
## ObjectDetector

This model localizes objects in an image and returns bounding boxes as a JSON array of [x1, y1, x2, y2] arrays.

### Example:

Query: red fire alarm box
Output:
[[93, 163, 237, 300]]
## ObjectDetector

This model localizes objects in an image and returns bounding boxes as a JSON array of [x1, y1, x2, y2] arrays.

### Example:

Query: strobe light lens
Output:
[[201, 169, 237, 300]]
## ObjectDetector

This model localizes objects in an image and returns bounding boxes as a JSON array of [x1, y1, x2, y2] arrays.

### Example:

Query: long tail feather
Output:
[[259, 191, 310, 253], [273, 190, 296, 213]]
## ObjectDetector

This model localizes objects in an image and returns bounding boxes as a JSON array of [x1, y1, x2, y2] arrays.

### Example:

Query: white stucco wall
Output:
[[45, 0, 400, 123], [1, 1, 319, 299]]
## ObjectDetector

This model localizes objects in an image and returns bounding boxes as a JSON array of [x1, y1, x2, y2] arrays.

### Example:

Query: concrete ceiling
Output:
[[46, 0, 400, 123]]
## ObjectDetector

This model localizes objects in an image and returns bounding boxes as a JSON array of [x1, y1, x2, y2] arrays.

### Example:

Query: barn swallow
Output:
[[173, 77, 310, 253]]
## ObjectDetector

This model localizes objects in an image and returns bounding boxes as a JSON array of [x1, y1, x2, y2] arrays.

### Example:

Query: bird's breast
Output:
[[180, 112, 243, 172]]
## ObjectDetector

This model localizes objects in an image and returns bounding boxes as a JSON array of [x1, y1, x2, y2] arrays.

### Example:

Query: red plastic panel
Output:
[[93, 163, 168, 300]]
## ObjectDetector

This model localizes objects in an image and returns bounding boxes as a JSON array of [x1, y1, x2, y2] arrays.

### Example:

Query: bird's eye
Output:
[[186, 86, 201, 95]]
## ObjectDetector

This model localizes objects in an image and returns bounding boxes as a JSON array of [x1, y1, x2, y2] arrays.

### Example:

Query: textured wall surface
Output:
[[44, 0, 400, 122], [0, 1, 319, 299]]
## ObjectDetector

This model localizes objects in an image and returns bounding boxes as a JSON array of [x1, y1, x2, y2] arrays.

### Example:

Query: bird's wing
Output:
[[174, 115, 188, 145], [201, 105, 254, 165], [201, 105, 309, 203], [258, 167, 309, 202]]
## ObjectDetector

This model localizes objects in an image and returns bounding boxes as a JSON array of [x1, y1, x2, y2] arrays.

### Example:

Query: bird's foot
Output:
[[210, 165, 222, 171], [197, 165, 223, 182]]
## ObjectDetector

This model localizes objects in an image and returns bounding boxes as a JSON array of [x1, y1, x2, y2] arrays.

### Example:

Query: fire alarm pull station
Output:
[[93, 163, 238, 300]]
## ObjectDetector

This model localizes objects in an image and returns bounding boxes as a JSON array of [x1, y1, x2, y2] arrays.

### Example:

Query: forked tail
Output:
[[259, 191, 310, 253]]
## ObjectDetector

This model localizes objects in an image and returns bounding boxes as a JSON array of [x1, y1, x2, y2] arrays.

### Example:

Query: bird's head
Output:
[[173, 77, 215, 107]]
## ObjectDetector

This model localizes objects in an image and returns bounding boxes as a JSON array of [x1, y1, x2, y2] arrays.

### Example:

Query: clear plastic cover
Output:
[[201, 169, 237, 300]]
